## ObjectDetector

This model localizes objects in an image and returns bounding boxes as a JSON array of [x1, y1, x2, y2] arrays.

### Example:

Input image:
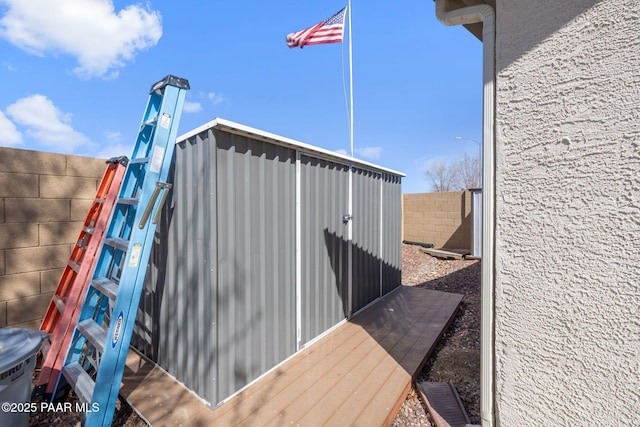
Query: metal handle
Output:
[[139, 182, 172, 229], [151, 183, 172, 225]]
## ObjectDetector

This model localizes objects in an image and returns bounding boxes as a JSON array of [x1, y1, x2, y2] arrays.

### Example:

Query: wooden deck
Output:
[[121, 286, 463, 427]]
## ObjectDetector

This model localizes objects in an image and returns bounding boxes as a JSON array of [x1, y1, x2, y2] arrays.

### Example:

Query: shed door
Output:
[[300, 155, 349, 345]]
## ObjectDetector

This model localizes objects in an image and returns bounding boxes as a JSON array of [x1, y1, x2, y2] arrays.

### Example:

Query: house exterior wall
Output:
[[0, 147, 105, 329], [402, 191, 472, 249], [494, 0, 640, 425]]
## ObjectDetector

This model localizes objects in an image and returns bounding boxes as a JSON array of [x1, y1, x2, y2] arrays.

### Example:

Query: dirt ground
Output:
[[29, 242, 479, 426]]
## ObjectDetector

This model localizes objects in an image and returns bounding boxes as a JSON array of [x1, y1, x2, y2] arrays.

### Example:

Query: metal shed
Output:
[[133, 118, 404, 407]]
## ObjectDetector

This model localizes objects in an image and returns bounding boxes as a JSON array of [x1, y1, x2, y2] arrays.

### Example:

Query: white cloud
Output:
[[103, 130, 123, 142], [6, 94, 89, 150], [2, 61, 17, 71], [208, 92, 223, 105], [92, 130, 130, 158], [415, 155, 449, 169], [0, 0, 162, 78], [183, 101, 202, 113], [96, 142, 132, 160], [0, 110, 22, 146], [414, 155, 432, 171], [334, 148, 348, 156], [355, 146, 382, 160]]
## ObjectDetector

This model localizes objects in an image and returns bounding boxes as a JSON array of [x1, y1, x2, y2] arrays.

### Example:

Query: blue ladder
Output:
[[56, 75, 189, 426]]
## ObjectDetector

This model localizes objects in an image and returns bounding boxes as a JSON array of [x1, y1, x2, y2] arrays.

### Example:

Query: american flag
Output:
[[286, 7, 347, 48]]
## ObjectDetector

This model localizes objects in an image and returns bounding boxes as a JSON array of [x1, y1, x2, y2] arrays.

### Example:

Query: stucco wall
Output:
[[0, 147, 105, 329], [494, 0, 639, 425]]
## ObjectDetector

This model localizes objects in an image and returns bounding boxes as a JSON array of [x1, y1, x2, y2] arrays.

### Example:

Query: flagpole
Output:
[[348, 0, 354, 157], [346, 0, 354, 318]]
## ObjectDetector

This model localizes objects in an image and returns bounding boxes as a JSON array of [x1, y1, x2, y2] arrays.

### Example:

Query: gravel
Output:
[[28, 386, 145, 427], [29, 242, 479, 426]]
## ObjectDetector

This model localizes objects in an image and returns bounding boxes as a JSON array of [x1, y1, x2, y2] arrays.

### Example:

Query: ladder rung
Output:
[[117, 197, 139, 205], [141, 116, 158, 127], [92, 277, 118, 301], [77, 319, 107, 354], [53, 295, 65, 313], [62, 362, 95, 405], [105, 237, 129, 252], [68, 260, 80, 273], [129, 157, 150, 165]]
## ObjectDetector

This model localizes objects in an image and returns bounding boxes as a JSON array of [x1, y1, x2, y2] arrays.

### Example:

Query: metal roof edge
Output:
[[176, 118, 221, 141], [177, 117, 406, 177]]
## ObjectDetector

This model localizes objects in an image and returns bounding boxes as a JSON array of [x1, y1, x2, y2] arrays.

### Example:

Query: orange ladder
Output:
[[33, 156, 128, 400]]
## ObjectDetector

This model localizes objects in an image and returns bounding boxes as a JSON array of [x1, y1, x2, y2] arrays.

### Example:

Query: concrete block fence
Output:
[[0, 146, 105, 329], [402, 191, 472, 249]]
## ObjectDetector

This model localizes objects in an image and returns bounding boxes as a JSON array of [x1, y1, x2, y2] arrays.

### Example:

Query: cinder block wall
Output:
[[0, 147, 105, 329], [402, 191, 471, 249]]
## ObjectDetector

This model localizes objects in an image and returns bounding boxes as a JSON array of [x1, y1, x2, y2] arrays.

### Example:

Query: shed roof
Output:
[[177, 117, 405, 177]]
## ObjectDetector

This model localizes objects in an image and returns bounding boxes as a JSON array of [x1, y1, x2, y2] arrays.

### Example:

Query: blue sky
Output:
[[0, 0, 481, 194]]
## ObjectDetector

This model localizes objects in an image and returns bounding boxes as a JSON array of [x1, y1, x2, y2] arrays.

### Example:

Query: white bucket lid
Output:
[[0, 329, 47, 374]]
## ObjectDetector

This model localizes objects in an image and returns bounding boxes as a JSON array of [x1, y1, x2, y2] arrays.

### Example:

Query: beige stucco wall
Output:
[[403, 191, 471, 249], [0, 147, 106, 329], [494, 0, 639, 425]]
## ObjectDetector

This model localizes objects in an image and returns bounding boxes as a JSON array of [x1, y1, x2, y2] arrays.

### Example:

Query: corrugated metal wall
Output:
[[381, 173, 402, 295], [159, 132, 218, 403], [137, 130, 297, 406], [471, 189, 483, 258], [300, 155, 349, 344], [135, 123, 403, 407], [214, 131, 297, 402], [134, 131, 219, 403], [351, 168, 382, 313]]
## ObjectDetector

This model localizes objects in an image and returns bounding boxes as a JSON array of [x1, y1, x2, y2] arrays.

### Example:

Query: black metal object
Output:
[[402, 240, 435, 248], [106, 156, 129, 167], [150, 75, 190, 93]]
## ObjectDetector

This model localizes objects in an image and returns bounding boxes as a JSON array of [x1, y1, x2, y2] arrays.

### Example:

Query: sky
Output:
[[0, 0, 482, 194]]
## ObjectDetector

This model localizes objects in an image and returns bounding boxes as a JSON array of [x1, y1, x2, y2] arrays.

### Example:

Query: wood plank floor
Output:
[[121, 286, 463, 427]]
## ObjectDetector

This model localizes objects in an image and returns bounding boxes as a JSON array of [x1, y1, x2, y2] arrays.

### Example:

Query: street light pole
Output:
[[455, 136, 482, 187]]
